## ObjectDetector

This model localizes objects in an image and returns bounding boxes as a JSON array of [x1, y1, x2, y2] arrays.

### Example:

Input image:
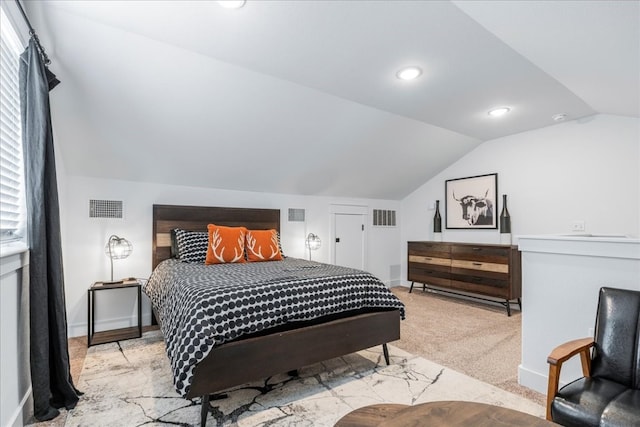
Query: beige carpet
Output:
[[390, 286, 545, 406]]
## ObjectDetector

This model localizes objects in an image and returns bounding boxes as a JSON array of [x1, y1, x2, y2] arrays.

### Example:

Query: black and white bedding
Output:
[[143, 257, 405, 397]]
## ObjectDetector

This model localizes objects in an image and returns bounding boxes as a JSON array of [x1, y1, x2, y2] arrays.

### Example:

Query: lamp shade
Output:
[[305, 233, 321, 250], [105, 235, 133, 259], [104, 235, 132, 282]]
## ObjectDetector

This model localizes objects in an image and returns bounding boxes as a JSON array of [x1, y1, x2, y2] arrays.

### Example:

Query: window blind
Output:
[[0, 8, 26, 242]]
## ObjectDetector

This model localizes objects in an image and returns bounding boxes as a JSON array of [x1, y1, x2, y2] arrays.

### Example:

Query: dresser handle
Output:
[[472, 262, 482, 266], [472, 247, 481, 251]]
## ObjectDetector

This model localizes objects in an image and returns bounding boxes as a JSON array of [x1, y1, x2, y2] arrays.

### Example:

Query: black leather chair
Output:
[[546, 287, 640, 427]]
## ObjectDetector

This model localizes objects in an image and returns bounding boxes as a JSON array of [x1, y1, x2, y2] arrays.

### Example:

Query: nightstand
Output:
[[87, 280, 142, 347]]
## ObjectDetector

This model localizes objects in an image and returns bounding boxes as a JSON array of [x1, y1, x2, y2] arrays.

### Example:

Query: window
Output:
[[0, 7, 26, 244]]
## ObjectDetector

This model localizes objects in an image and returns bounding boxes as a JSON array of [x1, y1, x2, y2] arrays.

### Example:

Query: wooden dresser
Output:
[[407, 241, 522, 315]]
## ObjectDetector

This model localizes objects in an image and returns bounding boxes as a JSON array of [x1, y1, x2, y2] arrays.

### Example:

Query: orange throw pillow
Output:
[[246, 229, 283, 262], [205, 225, 247, 264]]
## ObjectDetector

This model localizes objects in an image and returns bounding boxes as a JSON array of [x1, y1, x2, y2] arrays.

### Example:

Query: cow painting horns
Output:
[[453, 190, 494, 226]]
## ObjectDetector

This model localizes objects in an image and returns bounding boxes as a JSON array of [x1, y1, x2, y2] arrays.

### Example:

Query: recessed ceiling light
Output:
[[552, 113, 568, 122], [396, 66, 422, 81], [218, 0, 246, 9], [488, 107, 511, 117]]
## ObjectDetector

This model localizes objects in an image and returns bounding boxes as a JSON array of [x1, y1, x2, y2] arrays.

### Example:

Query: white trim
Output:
[[518, 364, 551, 395], [6, 386, 32, 427], [518, 234, 640, 259], [68, 313, 148, 339], [329, 204, 368, 215], [0, 1, 29, 47], [0, 245, 28, 263]]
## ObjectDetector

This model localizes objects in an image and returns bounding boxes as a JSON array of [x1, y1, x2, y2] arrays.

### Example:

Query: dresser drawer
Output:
[[449, 276, 511, 298], [450, 259, 509, 274], [408, 242, 451, 259], [451, 245, 511, 264], [408, 266, 451, 288], [409, 255, 451, 267]]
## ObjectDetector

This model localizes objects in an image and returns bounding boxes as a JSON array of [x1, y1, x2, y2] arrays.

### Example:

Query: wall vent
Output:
[[373, 209, 396, 227], [288, 208, 305, 222], [89, 200, 123, 219]]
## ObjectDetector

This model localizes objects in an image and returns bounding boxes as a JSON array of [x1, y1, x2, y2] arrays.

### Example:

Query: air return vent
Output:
[[288, 208, 305, 222], [89, 200, 123, 219], [373, 209, 396, 227]]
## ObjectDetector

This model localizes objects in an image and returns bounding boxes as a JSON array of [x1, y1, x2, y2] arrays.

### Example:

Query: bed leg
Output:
[[200, 394, 210, 427], [382, 343, 390, 365]]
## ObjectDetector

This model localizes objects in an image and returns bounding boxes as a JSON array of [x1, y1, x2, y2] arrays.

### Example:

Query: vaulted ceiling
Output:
[[21, 0, 640, 200]]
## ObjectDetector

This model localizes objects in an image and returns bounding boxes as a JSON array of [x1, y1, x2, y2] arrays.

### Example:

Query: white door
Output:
[[334, 213, 365, 270]]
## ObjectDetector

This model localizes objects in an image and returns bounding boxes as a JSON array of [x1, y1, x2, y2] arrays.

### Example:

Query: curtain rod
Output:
[[15, 0, 52, 65]]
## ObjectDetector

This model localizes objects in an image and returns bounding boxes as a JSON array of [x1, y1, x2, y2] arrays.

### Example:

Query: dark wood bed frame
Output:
[[152, 204, 401, 427]]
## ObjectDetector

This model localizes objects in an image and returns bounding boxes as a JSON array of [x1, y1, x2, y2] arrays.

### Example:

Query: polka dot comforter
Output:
[[143, 257, 405, 397]]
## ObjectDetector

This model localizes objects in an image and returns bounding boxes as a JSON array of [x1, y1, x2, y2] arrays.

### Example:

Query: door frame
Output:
[[329, 204, 368, 270]]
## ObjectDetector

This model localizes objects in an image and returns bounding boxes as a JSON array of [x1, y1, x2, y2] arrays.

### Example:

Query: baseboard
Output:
[[7, 385, 32, 427], [388, 278, 402, 287], [518, 364, 549, 395], [68, 312, 152, 338]]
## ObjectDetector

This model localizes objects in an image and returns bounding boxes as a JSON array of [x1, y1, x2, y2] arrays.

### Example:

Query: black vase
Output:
[[500, 194, 511, 234], [433, 200, 442, 233]]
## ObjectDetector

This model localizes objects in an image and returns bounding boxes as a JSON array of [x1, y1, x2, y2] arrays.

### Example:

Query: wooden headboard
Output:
[[152, 204, 281, 269]]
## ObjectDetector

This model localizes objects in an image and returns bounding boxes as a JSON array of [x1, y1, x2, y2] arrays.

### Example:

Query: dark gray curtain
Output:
[[20, 38, 79, 421]]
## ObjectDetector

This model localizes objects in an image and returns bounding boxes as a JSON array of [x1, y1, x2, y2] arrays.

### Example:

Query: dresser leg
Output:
[[506, 300, 512, 317], [409, 282, 415, 293], [517, 298, 522, 311]]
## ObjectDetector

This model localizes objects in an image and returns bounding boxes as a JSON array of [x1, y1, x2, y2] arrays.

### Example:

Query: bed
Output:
[[146, 204, 404, 426]]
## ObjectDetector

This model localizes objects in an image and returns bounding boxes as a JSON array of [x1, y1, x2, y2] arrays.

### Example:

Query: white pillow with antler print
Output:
[[245, 229, 283, 262]]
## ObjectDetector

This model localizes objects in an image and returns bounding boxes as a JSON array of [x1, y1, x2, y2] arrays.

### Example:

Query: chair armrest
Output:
[[545, 337, 594, 421], [547, 337, 594, 366]]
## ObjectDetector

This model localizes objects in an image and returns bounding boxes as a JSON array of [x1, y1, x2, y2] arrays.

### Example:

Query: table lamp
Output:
[[305, 233, 321, 261], [104, 235, 132, 283]]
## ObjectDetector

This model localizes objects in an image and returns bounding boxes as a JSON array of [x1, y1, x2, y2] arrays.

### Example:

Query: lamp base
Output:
[[99, 279, 125, 285], [99, 277, 138, 286]]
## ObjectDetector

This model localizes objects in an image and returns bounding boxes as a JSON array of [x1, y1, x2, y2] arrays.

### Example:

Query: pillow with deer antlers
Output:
[[205, 224, 247, 264], [245, 229, 283, 262]]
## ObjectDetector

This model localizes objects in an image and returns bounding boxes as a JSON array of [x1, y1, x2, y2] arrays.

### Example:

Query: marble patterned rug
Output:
[[66, 331, 544, 426]]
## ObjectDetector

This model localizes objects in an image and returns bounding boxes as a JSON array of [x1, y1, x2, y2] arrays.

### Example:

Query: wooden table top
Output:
[[335, 401, 558, 427]]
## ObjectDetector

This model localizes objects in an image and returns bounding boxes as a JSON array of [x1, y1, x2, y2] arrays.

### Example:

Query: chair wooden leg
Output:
[[546, 364, 560, 421]]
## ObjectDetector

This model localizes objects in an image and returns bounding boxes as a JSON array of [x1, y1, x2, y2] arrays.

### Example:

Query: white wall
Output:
[[518, 236, 640, 394], [0, 250, 31, 427], [401, 114, 640, 284], [60, 177, 401, 337]]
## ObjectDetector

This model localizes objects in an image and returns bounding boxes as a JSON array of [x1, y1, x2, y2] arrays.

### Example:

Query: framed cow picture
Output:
[[445, 173, 498, 229]]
